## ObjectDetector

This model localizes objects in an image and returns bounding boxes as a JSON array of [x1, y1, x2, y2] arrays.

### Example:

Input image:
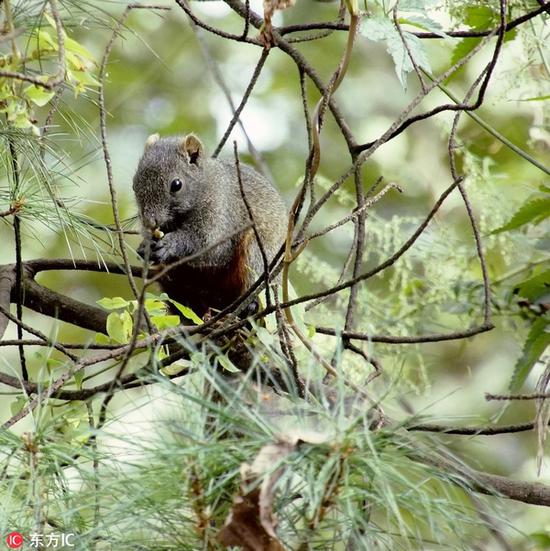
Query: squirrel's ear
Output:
[[144, 133, 160, 150], [181, 134, 204, 166]]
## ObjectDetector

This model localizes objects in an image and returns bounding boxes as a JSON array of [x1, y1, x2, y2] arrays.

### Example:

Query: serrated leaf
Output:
[[361, 16, 431, 89], [167, 298, 203, 325], [464, 5, 497, 29], [24, 84, 55, 107], [106, 311, 133, 344], [97, 297, 130, 310], [510, 317, 550, 391], [399, 15, 447, 38], [491, 197, 550, 234], [451, 37, 482, 66], [515, 269, 550, 302]]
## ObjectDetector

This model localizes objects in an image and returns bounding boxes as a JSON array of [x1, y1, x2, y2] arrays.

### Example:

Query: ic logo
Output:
[[5, 532, 23, 549]]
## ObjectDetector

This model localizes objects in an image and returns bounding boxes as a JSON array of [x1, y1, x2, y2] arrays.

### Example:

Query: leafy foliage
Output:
[[0, 368, 506, 550], [510, 315, 550, 391], [491, 194, 550, 234], [0, 0, 550, 549]]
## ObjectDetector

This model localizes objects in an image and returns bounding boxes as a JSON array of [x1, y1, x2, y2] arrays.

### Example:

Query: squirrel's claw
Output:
[[137, 237, 168, 264]]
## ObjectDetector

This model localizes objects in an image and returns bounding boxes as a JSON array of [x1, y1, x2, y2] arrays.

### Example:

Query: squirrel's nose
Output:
[[142, 211, 158, 230]]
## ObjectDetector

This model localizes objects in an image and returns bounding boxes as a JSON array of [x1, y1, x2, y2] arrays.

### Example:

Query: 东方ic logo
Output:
[[5, 532, 23, 549]]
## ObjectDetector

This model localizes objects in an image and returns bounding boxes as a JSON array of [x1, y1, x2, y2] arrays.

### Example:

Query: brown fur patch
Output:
[[159, 228, 253, 318], [225, 227, 253, 293]]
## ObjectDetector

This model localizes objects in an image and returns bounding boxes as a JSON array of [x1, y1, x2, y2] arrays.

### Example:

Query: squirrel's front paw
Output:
[[138, 233, 191, 265], [151, 233, 193, 265], [149, 235, 177, 264]]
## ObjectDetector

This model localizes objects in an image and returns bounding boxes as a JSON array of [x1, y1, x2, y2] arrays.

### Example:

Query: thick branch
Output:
[[0, 259, 143, 337], [426, 453, 550, 508], [0, 265, 16, 339], [18, 278, 108, 333]]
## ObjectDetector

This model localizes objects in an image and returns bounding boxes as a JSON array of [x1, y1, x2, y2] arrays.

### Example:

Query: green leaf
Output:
[[150, 314, 180, 330], [515, 269, 550, 302], [451, 37, 481, 67], [218, 354, 241, 373], [398, 0, 438, 9], [160, 361, 191, 376], [97, 297, 130, 310], [66, 51, 88, 71], [64, 36, 96, 62], [73, 370, 84, 390], [95, 333, 112, 345], [518, 95, 550, 102], [360, 16, 431, 89], [24, 84, 55, 107], [67, 68, 100, 98], [10, 397, 27, 417], [77, 70, 100, 87], [256, 326, 276, 349], [399, 15, 447, 38], [145, 298, 167, 317], [510, 316, 550, 391], [106, 311, 133, 344], [36, 29, 57, 50], [491, 197, 550, 234], [528, 532, 550, 547], [44, 12, 65, 37], [167, 299, 203, 325], [464, 5, 497, 29], [12, 112, 33, 129]]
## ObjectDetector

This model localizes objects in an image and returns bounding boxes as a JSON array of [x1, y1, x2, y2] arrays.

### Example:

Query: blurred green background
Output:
[[0, 0, 549, 543]]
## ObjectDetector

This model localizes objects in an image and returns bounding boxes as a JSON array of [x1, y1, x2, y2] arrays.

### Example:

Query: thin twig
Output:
[[486, 392, 550, 401], [213, 49, 270, 158], [233, 141, 272, 310]]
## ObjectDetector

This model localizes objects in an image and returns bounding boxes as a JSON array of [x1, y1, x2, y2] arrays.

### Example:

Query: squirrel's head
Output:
[[132, 133, 206, 233]]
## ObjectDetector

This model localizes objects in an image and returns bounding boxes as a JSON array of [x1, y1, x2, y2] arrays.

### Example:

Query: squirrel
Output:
[[132, 133, 287, 318]]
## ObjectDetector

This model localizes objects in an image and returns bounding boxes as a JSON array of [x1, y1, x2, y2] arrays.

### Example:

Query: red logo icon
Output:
[[5, 532, 23, 549]]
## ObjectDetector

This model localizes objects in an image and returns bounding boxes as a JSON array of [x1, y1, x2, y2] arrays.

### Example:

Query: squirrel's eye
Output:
[[170, 178, 183, 193]]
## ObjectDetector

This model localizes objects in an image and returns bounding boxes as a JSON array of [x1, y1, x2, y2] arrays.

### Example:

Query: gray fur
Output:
[[133, 134, 287, 304]]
